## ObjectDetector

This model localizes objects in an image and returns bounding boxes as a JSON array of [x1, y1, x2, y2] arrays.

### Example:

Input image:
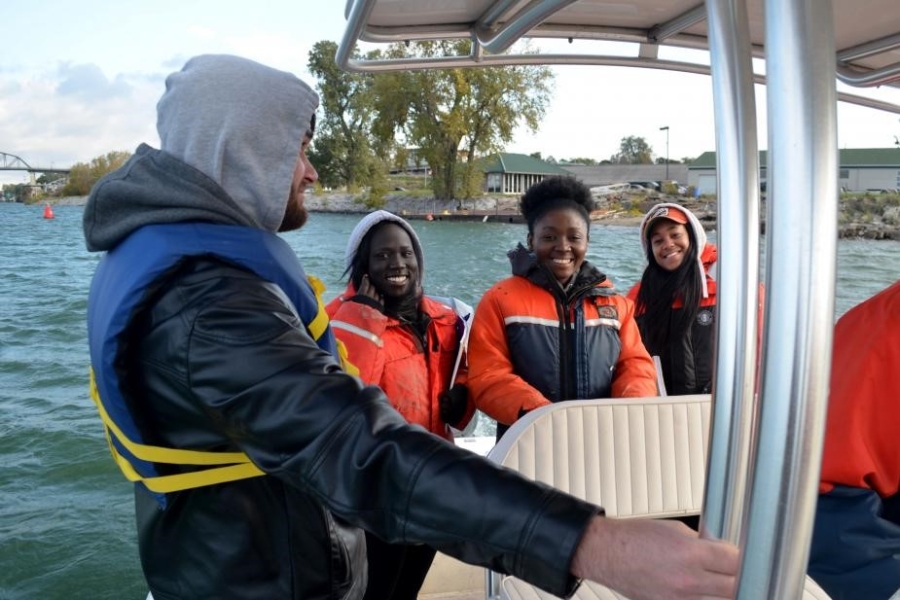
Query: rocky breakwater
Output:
[[607, 194, 900, 240], [836, 196, 900, 240]]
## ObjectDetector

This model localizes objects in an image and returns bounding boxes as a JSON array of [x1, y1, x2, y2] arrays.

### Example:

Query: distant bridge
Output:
[[0, 152, 71, 175]]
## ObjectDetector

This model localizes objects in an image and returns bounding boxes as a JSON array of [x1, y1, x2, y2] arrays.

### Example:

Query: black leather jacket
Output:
[[122, 256, 598, 600]]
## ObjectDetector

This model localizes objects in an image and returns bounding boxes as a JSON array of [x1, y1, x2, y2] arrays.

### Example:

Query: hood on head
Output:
[[640, 202, 710, 298], [157, 54, 319, 232], [345, 210, 425, 284]]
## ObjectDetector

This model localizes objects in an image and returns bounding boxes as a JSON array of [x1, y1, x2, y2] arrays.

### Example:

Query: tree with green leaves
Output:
[[62, 151, 131, 196], [371, 40, 553, 201], [36, 173, 66, 185], [610, 136, 654, 164], [307, 40, 388, 194]]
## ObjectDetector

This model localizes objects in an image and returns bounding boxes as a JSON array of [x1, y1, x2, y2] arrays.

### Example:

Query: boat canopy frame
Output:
[[338, 0, 900, 114], [337, 2, 900, 598]]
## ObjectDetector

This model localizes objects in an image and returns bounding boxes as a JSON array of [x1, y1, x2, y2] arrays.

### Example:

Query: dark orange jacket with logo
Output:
[[326, 286, 474, 441], [468, 246, 657, 427]]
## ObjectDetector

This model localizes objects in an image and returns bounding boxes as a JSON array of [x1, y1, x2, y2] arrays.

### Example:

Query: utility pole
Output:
[[659, 126, 670, 182]]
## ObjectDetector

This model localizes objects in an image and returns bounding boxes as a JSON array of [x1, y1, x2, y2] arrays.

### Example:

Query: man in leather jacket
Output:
[[82, 54, 738, 600]]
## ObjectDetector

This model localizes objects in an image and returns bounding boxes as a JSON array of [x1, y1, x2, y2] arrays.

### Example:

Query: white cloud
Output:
[[0, 65, 159, 184], [55, 63, 133, 101]]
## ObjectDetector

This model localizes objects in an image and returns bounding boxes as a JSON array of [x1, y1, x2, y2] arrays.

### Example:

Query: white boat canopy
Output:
[[338, 0, 900, 112], [338, 2, 900, 599]]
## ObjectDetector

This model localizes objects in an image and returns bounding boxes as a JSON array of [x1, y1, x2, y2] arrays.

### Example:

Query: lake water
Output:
[[1, 203, 897, 599]]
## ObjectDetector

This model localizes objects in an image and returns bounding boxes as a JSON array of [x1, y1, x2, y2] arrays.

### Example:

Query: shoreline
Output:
[[306, 192, 900, 239], [36, 193, 900, 240]]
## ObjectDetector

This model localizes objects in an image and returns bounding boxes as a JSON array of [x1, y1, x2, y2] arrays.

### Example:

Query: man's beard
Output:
[[279, 197, 308, 232]]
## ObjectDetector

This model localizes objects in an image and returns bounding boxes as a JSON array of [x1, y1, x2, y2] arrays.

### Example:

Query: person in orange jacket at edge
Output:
[[807, 279, 900, 600], [326, 210, 475, 600], [467, 175, 658, 442], [627, 203, 764, 397]]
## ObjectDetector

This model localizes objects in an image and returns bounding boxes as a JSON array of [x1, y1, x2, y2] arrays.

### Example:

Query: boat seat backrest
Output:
[[486, 395, 711, 519], [485, 395, 833, 600]]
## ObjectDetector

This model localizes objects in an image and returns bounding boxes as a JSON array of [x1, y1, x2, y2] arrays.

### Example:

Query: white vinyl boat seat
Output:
[[484, 396, 831, 600]]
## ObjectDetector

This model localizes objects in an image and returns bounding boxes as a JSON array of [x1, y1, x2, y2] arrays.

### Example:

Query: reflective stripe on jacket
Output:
[[87, 222, 336, 506]]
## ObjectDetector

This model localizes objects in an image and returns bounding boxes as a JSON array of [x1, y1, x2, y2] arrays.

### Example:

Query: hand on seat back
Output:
[[571, 516, 739, 600]]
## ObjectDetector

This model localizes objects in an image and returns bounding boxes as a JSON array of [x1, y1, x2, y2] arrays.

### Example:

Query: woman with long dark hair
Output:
[[627, 203, 719, 395]]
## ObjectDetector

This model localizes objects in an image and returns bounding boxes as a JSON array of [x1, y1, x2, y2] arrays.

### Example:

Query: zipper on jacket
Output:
[[560, 282, 605, 400]]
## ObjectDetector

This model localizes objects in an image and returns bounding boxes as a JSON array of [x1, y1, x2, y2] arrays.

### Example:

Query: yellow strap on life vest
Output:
[[89, 369, 264, 494], [90, 276, 358, 494], [306, 275, 330, 342], [335, 339, 359, 376], [306, 275, 359, 376]]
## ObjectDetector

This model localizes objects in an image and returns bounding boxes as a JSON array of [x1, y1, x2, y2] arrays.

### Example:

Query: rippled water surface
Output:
[[1, 203, 897, 599]]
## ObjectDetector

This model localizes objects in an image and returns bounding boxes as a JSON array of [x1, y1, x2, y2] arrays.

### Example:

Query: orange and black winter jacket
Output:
[[468, 245, 657, 427], [326, 286, 474, 440]]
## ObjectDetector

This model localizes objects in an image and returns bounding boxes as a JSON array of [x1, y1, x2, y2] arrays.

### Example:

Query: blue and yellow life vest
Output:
[[87, 223, 352, 506]]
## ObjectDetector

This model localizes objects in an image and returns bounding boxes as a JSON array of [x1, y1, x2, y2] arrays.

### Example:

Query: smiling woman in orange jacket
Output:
[[467, 176, 658, 441], [325, 210, 474, 600], [326, 211, 474, 441]]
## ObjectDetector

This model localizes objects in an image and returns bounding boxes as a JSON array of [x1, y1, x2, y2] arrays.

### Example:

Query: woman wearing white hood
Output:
[[326, 210, 474, 600], [627, 203, 762, 396]]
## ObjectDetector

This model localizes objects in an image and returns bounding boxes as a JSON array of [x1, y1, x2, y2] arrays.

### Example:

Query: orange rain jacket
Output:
[[468, 245, 657, 427], [326, 286, 474, 441], [819, 279, 900, 497], [808, 279, 900, 600]]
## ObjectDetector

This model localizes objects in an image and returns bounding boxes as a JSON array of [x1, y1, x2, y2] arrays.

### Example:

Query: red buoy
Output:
[[43, 204, 55, 219]]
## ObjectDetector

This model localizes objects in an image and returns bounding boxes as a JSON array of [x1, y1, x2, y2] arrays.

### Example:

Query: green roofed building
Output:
[[481, 153, 571, 195], [689, 147, 900, 194]]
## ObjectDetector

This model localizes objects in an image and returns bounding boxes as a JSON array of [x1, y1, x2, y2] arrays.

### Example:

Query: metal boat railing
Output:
[[336, 1, 900, 597]]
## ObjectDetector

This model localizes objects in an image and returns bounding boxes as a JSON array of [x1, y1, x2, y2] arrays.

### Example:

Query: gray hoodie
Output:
[[83, 54, 319, 251]]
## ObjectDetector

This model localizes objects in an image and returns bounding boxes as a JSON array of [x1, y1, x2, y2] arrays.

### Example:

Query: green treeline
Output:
[[61, 151, 132, 196]]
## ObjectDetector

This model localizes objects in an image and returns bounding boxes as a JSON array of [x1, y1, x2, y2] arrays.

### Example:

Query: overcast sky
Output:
[[3, 0, 900, 186]]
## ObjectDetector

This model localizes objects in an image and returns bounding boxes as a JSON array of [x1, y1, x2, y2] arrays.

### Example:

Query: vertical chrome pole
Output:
[[737, 0, 838, 597], [701, 0, 760, 544]]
